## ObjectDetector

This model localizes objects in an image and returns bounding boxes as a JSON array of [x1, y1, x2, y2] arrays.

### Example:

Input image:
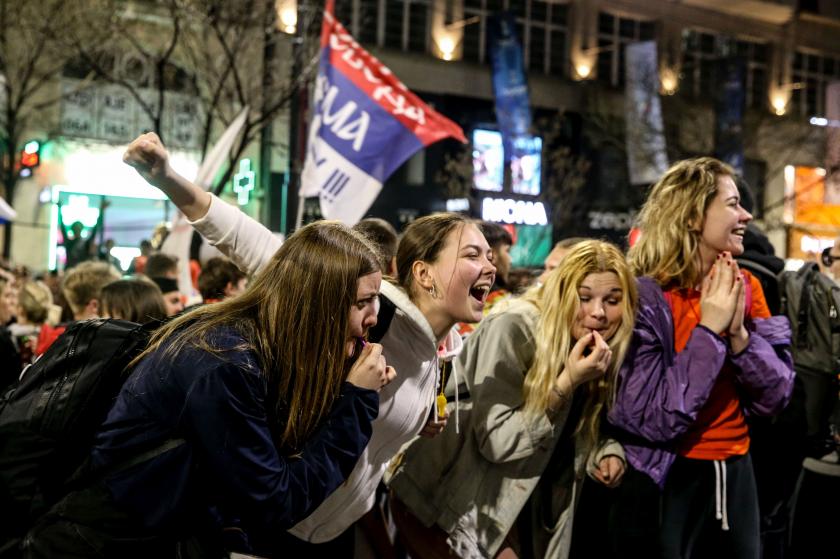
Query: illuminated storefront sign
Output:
[[481, 197, 548, 225]]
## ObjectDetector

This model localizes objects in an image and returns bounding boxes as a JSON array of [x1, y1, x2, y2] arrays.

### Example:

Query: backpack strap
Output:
[[67, 437, 187, 490]]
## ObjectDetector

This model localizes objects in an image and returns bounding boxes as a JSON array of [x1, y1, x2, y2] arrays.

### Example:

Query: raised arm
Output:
[[123, 133, 280, 275], [123, 132, 212, 222]]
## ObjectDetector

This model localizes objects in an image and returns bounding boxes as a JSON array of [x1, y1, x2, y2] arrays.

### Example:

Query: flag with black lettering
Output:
[[300, 0, 466, 225]]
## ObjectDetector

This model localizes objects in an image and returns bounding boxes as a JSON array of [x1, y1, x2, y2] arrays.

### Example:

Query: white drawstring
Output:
[[454, 364, 460, 434], [713, 460, 730, 531], [433, 353, 441, 424]]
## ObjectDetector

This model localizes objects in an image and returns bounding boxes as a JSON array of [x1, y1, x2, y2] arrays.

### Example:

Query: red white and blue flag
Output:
[[300, 0, 466, 224]]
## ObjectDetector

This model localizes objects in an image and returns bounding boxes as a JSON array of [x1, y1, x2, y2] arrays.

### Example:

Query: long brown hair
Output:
[[134, 221, 381, 450], [629, 157, 734, 289]]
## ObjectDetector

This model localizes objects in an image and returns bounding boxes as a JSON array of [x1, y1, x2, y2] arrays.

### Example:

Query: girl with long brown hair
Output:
[[24, 220, 395, 558]]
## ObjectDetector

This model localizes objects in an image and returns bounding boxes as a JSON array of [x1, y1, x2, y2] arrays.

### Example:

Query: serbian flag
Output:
[[300, 0, 466, 225]]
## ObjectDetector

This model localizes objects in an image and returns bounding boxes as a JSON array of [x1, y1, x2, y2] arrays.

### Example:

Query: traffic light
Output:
[[19, 140, 41, 178]]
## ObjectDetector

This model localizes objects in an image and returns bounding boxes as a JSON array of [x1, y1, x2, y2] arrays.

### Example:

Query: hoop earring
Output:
[[429, 284, 437, 299]]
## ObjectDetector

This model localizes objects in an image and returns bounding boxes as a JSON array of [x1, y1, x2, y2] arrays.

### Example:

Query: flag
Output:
[[161, 106, 249, 298], [625, 41, 668, 185], [300, 0, 466, 225], [0, 196, 16, 224]]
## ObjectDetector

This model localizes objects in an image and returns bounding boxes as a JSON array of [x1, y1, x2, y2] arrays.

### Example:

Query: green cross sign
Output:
[[233, 159, 256, 205]]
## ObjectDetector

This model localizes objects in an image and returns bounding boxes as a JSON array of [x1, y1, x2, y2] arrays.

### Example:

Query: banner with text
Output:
[[300, 0, 466, 225]]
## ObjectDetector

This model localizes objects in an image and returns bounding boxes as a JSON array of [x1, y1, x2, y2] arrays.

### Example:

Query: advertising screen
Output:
[[472, 129, 504, 192], [511, 135, 542, 196]]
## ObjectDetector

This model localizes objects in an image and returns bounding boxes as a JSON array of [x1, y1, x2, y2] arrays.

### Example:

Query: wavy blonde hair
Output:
[[629, 157, 735, 289], [521, 240, 637, 448]]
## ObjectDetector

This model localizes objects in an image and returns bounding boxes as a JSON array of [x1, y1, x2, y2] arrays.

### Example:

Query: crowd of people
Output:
[[0, 131, 836, 559]]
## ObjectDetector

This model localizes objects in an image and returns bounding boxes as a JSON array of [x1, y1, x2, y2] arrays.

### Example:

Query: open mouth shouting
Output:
[[469, 283, 491, 306]]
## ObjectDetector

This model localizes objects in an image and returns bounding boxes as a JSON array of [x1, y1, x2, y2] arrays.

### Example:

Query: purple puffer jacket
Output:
[[607, 277, 795, 488]]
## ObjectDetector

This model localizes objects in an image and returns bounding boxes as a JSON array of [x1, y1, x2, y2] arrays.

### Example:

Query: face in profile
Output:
[[571, 272, 624, 343], [161, 290, 184, 317], [429, 223, 496, 324], [492, 243, 512, 285], [346, 271, 381, 357], [698, 175, 752, 258]]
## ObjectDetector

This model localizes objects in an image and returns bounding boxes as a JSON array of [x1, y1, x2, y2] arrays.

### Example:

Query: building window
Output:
[[791, 51, 840, 117], [355, 0, 379, 46], [596, 11, 656, 88], [461, 0, 567, 75], [681, 30, 722, 101], [734, 39, 770, 111]]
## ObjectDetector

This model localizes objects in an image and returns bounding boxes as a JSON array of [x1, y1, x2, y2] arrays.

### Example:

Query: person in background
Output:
[[150, 276, 185, 317], [128, 239, 153, 275], [819, 236, 840, 282], [353, 218, 399, 277], [197, 257, 248, 304], [100, 278, 168, 324], [609, 157, 794, 559], [144, 253, 185, 316], [98, 238, 122, 271], [9, 280, 57, 367], [145, 252, 179, 280], [539, 237, 589, 284], [58, 198, 109, 270], [35, 261, 121, 355], [0, 272, 21, 390]]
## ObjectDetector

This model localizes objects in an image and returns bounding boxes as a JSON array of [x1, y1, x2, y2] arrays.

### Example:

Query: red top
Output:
[[666, 271, 770, 460]]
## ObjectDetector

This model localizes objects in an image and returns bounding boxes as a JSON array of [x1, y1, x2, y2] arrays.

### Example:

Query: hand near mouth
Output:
[[563, 330, 612, 389]]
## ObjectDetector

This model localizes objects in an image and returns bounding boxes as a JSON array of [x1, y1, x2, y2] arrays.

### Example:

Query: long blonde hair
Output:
[[629, 157, 735, 289], [133, 221, 381, 451], [521, 240, 637, 448]]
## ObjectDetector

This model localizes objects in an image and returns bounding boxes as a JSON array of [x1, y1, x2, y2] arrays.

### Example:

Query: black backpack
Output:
[[779, 262, 840, 456], [0, 318, 154, 547]]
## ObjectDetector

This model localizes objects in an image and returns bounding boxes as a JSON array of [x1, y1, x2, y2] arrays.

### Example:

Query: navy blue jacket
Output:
[[90, 327, 378, 544]]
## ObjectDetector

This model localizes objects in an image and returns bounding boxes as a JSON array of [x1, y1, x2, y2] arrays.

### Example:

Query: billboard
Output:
[[511, 135, 542, 196], [473, 129, 504, 192]]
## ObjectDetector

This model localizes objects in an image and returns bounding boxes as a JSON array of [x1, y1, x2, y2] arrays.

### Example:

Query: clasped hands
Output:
[[699, 252, 750, 354]]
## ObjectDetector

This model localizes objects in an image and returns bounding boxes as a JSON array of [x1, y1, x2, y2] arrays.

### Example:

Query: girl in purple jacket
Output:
[[608, 158, 794, 558]]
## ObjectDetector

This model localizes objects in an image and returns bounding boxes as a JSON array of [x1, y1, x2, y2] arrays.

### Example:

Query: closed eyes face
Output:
[[571, 272, 624, 343]]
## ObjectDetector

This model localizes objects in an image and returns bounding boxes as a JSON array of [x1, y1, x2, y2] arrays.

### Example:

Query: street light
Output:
[[770, 82, 806, 116], [276, 0, 297, 34]]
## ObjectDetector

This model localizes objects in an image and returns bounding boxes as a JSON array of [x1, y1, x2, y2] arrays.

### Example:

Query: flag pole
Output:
[[289, 0, 306, 232]]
